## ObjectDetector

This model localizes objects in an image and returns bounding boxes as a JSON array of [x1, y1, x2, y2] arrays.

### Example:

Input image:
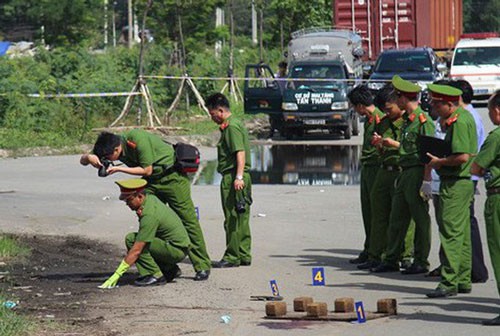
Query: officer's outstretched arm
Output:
[[98, 241, 145, 289]]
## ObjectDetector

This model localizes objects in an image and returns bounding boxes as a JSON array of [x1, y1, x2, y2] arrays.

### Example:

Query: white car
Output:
[[449, 35, 500, 99]]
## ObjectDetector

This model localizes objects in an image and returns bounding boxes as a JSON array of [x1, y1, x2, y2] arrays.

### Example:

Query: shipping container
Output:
[[334, 0, 463, 61]]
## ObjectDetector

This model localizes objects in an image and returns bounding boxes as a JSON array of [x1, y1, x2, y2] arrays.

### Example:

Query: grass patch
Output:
[[0, 298, 34, 336], [0, 235, 30, 261]]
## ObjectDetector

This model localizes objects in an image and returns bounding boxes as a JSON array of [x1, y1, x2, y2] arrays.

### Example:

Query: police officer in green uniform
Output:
[[206, 93, 252, 268], [347, 85, 385, 264], [471, 91, 500, 325], [426, 84, 477, 298], [357, 85, 407, 270], [99, 179, 190, 288], [80, 129, 211, 281], [372, 76, 435, 274]]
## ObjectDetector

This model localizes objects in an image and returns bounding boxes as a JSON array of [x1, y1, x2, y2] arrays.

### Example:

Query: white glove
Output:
[[419, 181, 433, 201]]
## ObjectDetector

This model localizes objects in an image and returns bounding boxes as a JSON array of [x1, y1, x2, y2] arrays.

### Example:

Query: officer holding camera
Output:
[[80, 129, 212, 281], [206, 93, 253, 268]]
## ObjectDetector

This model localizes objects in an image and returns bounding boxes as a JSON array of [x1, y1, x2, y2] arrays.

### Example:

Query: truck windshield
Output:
[[453, 46, 500, 66], [288, 65, 345, 89], [374, 52, 432, 72]]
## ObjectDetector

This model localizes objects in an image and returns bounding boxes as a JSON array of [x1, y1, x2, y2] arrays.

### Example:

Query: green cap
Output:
[[392, 75, 421, 94], [115, 178, 147, 200], [427, 84, 462, 102]]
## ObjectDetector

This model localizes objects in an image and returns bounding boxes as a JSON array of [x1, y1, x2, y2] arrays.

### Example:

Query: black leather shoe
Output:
[[472, 277, 488, 283], [194, 270, 210, 281], [400, 260, 412, 270], [371, 263, 399, 273], [357, 260, 379, 270], [426, 266, 441, 277], [401, 264, 428, 275], [213, 260, 239, 268], [458, 287, 472, 294], [482, 315, 500, 326], [134, 275, 166, 287], [426, 287, 457, 298], [241, 260, 252, 266], [349, 256, 368, 264]]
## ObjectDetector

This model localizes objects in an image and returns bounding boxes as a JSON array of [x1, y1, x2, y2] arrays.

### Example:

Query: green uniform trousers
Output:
[[359, 165, 379, 259], [485, 194, 500, 296], [438, 179, 473, 291], [125, 233, 187, 277], [368, 168, 414, 262], [384, 166, 431, 267], [220, 172, 252, 265], [146, 171, 211, 272]]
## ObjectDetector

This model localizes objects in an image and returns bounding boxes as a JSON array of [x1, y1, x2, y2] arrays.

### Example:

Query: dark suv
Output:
[[368, 47, 446, 89], [367, 48, 446, 110]]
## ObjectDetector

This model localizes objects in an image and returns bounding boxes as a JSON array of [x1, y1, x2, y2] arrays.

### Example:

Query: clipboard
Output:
[[417, 135, 451, 164]]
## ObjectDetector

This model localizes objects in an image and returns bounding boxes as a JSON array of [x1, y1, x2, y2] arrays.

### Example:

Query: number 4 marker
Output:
[[312, 267, 325, 286]]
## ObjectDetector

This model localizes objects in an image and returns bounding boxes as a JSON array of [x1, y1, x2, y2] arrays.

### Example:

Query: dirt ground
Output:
[[1, 235, 127, 335]]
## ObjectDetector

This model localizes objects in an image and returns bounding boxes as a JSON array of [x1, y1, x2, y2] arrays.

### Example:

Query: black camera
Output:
[[235, 190, 252, 214], [98, 158, 113, 177]]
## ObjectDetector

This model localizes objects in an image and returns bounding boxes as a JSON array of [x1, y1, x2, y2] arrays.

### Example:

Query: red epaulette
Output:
[[127, 140, 137, 149], [419, 113, 427, 124], [375, 114, 382, 124], [445, 114, 459, 126], [220, 121, 229, 130], [368, 116, 374, 124], [408, 113, 416, 122]]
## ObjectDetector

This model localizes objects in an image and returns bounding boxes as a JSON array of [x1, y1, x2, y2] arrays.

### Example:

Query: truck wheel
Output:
[[344, 125, 352, 140], [352, 115, 360, 136]]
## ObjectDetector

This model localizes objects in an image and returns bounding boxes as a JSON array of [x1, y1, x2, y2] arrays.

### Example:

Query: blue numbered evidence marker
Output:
[[312, 267, 325, 286], [269, 280, 280, 296], [195, 206, 200, 220], [354, 301, 367, 323]]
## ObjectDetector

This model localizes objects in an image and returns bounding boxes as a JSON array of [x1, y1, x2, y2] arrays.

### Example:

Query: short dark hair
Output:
[[278, 61, 287, 69], [374, 84, 398, 110], [448, 80, 473, 104], [489, 90, 500, 109], [347, 85, 374, 106], [93, 132, 121, 158], [205, 93, 230, 110]]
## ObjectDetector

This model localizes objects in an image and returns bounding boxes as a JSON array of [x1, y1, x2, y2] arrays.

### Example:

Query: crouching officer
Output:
[[80, 129, 211, 281], [99, 179, 190, 288]]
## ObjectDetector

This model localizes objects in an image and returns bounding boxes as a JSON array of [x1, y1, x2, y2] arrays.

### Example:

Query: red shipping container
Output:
[[334, 0, 463, 61]]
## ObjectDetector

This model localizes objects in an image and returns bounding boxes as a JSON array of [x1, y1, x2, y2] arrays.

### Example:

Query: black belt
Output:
[[440, 176, 470, 181], [381, 164, 401, 172], [487, 187, 500, 196], [401, 165, 423, 170]]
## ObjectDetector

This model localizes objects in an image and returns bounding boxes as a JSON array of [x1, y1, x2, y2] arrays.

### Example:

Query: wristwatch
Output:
[[235, 175, 244, 181]]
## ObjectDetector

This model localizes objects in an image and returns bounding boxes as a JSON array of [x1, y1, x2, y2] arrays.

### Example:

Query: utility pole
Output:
[[251, 1, 257, 46], [104, 0, 109, 48], [127, 0, 133, 48], [259, 6, 263, 61], [112, 1, 117, 47]]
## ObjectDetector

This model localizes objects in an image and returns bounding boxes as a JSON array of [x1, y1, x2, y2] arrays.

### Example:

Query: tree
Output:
[[463, 0, 500, 33]]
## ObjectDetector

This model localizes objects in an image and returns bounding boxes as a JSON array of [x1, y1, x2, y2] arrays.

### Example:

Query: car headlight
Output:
[[282, 102, 298, 111], [367, 82, 385, 90], [331, 101, 349, 110], [282, 173, 299, 184]]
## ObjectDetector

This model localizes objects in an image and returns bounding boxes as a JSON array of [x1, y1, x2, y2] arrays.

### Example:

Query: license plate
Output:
[[474, 89, 488, 95], [304, 119, 326, 125]]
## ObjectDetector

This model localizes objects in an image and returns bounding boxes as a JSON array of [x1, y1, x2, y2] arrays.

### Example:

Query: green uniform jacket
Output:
[[136, 194, 190, 249], [375, 115, 404, 166], [474, 127, 500, 189], [438, 107, 477, 178], [399, 107, 435, 167], [119, 129, 176, 179], [217, 115, 251, 174], [361, 108, 385, 167]]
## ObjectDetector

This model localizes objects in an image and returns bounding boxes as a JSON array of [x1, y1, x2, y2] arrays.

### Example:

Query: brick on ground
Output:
[[306, 302, 328, 317], [334, 297, 355, 313], [377, 298, 397, 315], [293, 297, 314, 312], [266, 301, 287, 317]]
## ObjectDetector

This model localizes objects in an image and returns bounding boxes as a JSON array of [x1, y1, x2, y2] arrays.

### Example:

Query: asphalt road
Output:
[[1, 106, 499, 335]]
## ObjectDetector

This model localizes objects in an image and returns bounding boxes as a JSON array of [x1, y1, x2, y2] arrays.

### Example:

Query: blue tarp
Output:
[[0, 42, 11, 56]]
